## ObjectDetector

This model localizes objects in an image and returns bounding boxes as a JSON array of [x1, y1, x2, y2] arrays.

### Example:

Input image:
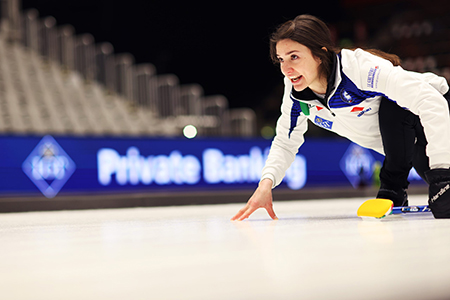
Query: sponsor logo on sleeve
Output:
[[367, 66, 379, 88], [350, 107, 364, 113], [314, 116, 333, 129], [350, 106, 372, 117], [357, 107, 372, 117]]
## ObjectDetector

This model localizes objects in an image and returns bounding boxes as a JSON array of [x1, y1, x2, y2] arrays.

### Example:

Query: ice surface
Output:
[[1, 195, 449, 300]]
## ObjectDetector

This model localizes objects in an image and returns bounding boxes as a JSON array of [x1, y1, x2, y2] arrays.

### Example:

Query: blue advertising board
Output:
[[0, 135, 424, 198]]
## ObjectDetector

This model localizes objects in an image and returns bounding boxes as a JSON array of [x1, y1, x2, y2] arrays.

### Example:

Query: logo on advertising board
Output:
[[22, 135, 76, 198], [97, 146, 307, 190], [340, 143, 374, 188]]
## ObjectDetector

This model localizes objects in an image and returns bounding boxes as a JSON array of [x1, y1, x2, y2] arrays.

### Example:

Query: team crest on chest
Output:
[[340, 89, 354, 103]]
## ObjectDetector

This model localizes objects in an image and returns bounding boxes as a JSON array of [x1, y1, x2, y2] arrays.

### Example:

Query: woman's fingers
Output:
[[231, 202, 277, 221], [265, 205, 278, 220], [231, 206, 248, 221], [231, 203, 256, 221], [237, 205, 258, 221], [231, 179, 275, 221]]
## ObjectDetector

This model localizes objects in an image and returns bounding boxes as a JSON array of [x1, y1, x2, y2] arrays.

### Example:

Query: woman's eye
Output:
[[277, 57, 284, 63], [291, 54, 299, 60]]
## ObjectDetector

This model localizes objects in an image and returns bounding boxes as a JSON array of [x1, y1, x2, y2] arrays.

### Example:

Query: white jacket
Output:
[[262, 48, 450, 188]]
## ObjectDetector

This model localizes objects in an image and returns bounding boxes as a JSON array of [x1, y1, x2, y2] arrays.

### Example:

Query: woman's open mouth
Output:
[[290, 75, 302, 83]]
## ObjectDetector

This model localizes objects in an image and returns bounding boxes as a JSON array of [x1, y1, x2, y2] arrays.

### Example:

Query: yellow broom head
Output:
[[357, 199, 394, 219]]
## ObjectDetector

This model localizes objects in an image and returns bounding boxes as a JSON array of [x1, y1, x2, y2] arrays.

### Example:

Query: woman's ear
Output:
[[322, 47, 328, 52]]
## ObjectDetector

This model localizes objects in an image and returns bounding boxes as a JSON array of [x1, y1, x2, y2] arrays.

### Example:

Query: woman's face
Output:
[[276, 39, 324, 93]]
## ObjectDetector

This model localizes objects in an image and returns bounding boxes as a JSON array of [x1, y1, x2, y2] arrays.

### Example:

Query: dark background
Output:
[[22, 0, 445, 133], [20, 1, 346, 117]]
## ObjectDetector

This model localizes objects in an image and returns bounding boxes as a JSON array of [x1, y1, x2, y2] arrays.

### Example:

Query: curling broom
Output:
[[357, 198, 431, 219]]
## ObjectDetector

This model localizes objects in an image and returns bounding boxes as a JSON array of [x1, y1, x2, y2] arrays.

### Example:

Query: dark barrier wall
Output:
[[1, 135, 424, 198]]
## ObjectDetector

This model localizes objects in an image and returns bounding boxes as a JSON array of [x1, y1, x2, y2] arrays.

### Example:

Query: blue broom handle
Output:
[[392, 205, 431, 214]]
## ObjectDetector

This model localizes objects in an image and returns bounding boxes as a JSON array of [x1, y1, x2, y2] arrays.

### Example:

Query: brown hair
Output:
[[269, 15, 401, 80]]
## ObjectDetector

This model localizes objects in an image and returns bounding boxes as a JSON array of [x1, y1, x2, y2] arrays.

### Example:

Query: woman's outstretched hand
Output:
[[231, 178, 278, 221]]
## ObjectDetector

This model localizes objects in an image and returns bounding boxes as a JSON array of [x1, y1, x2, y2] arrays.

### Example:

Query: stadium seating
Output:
[[344, 1, 450, 83], [0, 5, 257, 137]]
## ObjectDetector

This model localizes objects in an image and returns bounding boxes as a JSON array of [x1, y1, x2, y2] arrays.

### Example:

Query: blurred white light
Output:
[[183, 125, 197, 139]]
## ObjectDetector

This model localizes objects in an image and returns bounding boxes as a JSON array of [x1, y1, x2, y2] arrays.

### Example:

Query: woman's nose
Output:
[[281, 62, 293, 76]]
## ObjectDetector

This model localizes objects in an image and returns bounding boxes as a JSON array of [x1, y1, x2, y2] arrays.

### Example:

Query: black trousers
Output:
[[378, 97, 429, 189], [378, 94, 450, 189]]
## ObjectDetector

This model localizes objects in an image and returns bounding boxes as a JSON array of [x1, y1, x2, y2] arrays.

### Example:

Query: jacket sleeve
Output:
[[352, 48, 450, 168], [261, 77, 309, 188]]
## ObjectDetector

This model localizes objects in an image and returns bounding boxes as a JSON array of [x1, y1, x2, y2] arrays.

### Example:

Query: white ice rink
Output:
[[1, 195, 450, 300]]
